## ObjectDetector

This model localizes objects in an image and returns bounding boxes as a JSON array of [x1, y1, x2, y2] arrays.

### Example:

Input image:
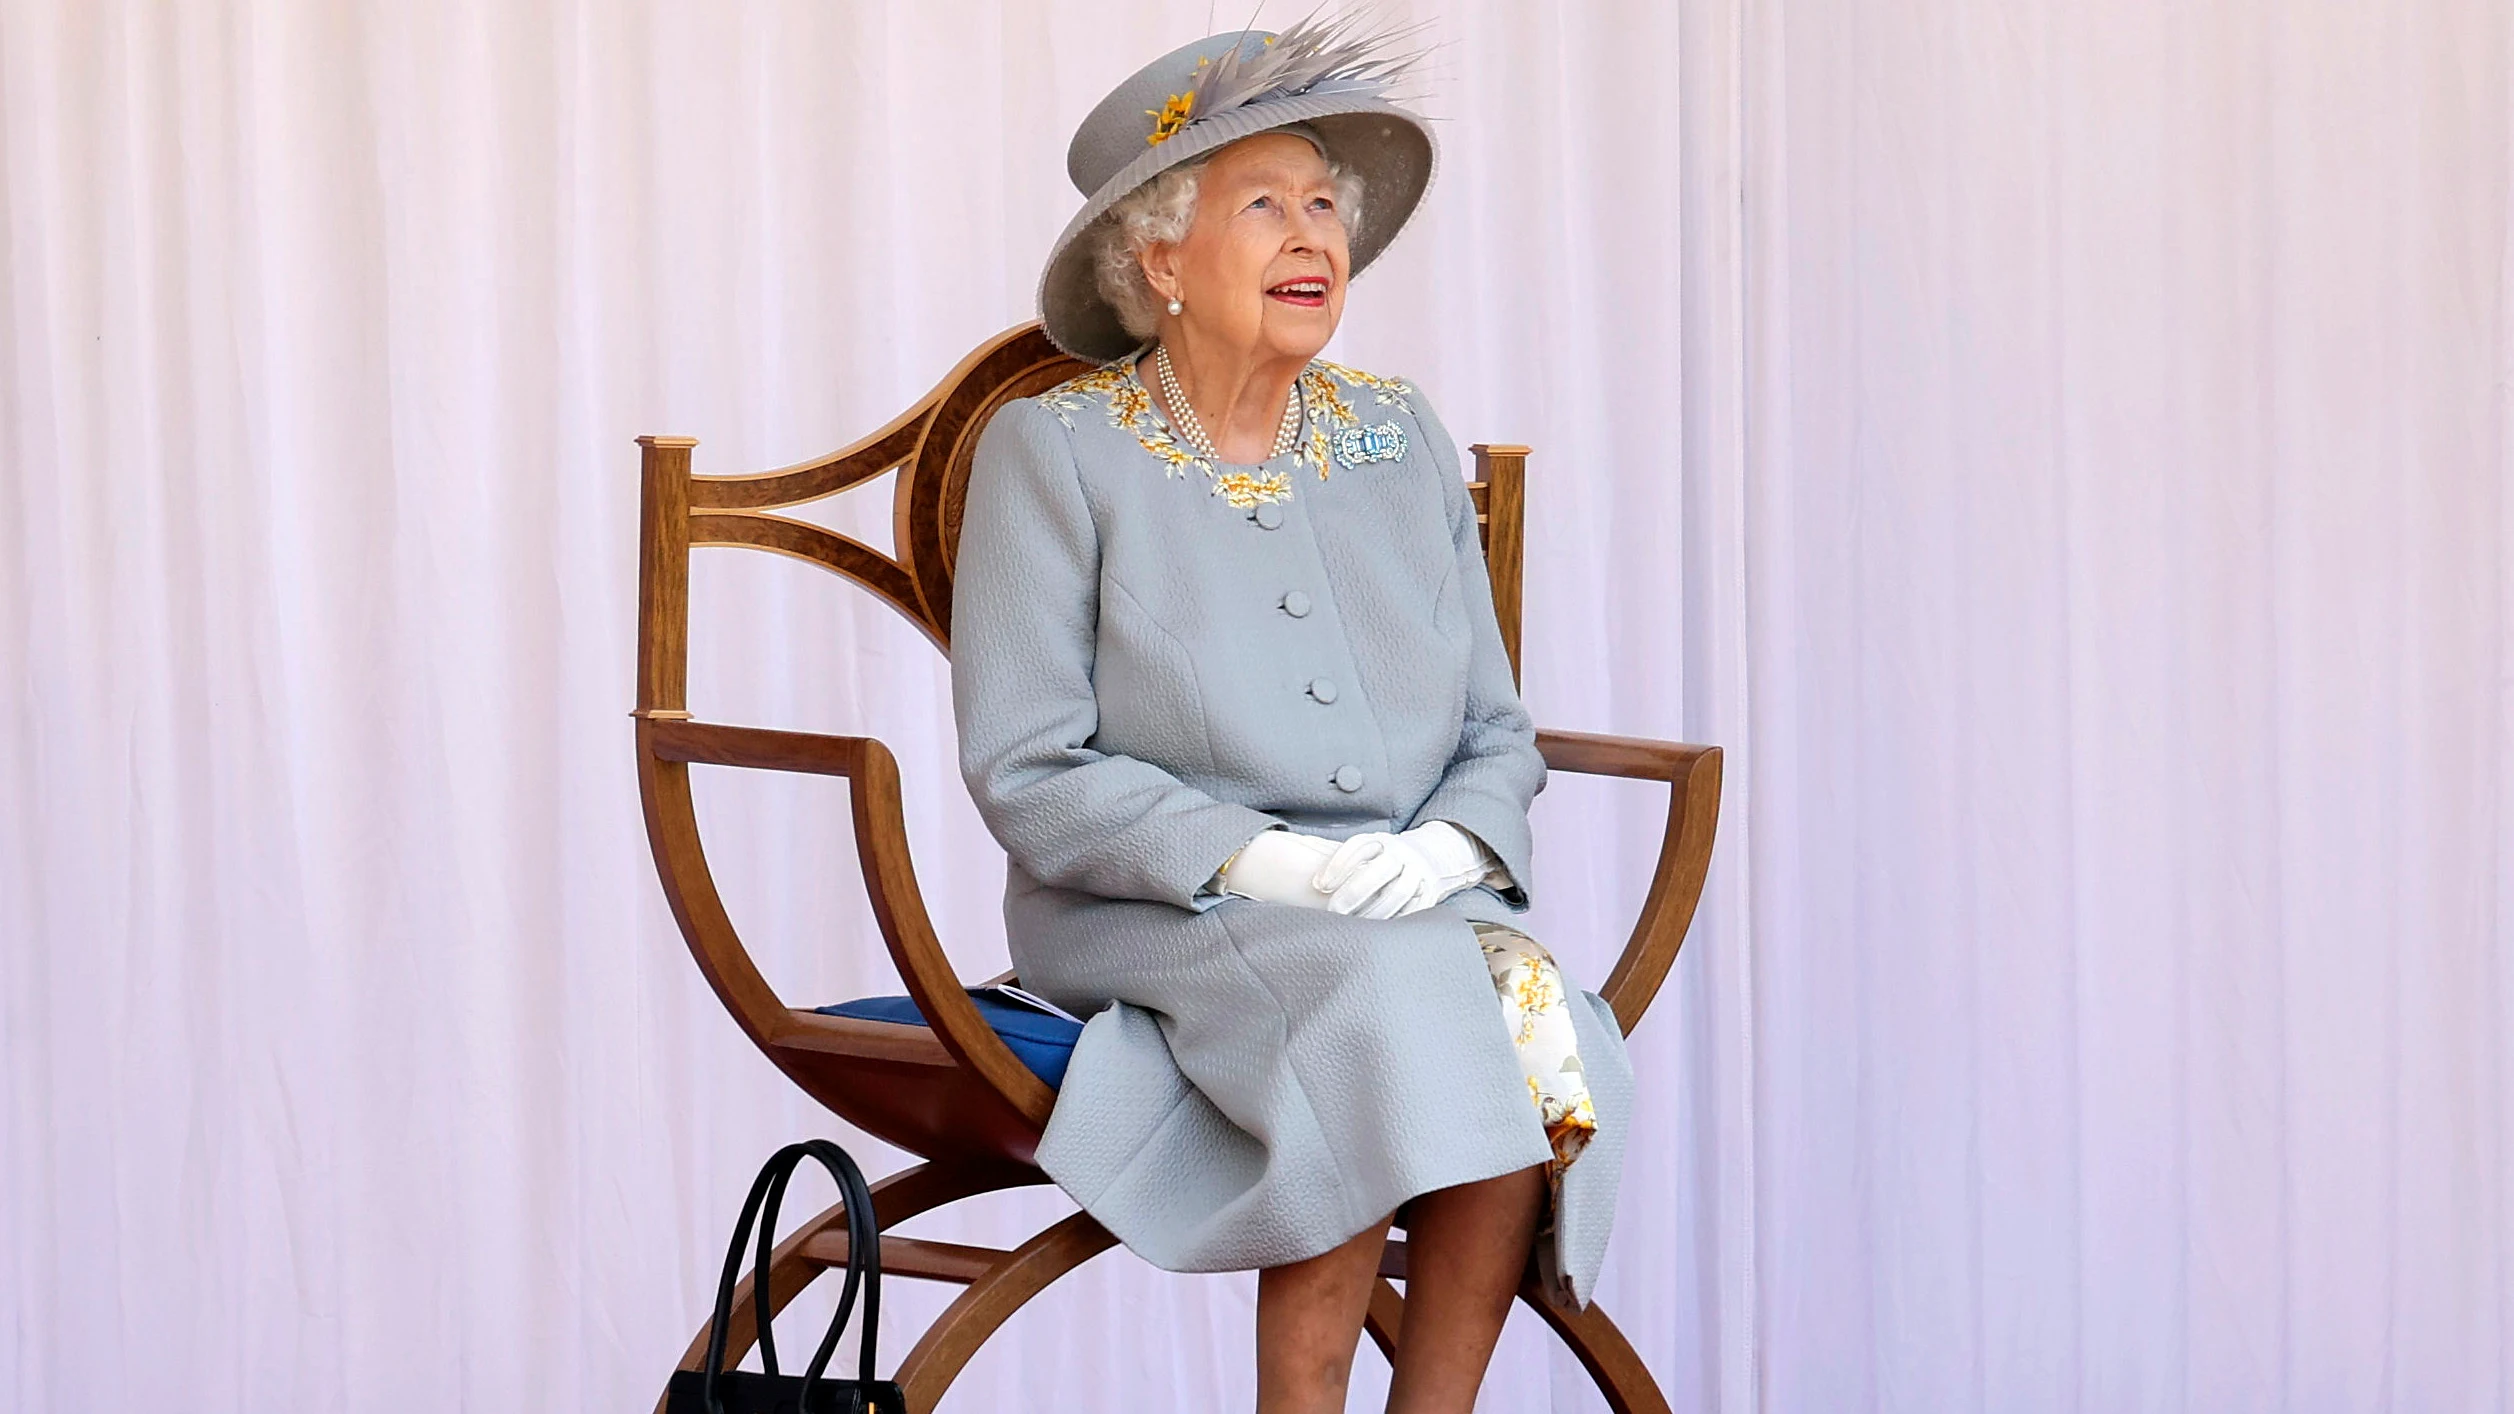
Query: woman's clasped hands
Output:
[[1219, 820, 1500, 919]]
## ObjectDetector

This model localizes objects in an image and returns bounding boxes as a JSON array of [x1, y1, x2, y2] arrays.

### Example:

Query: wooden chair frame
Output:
[[635, 323, 1721, 1412]]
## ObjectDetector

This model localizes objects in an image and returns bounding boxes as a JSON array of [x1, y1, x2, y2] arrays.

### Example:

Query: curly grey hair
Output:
[[1092, 152, 1366, 343]]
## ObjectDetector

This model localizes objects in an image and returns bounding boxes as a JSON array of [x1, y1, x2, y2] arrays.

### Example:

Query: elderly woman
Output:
[[951, 24, 1632, 1414]]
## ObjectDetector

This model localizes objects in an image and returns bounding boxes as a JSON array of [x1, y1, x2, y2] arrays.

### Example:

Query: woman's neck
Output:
[[1141, 333, 1309, 465]]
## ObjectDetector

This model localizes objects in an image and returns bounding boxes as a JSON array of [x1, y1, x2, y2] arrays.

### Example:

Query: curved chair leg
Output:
[[1512, 1279, 1675, 1414], [891, 1210, 1119, 1410], [1361, 1270, 1674, 1414], [1362, 1275, 1408, 1361], [656, 1161, 1041, 1414]]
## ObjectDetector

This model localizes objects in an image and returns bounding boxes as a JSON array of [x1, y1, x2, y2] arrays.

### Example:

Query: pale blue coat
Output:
[[949, 358, 1631, 1307]]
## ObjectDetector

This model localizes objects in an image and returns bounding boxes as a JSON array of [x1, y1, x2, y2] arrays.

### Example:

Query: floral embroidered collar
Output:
[[1037, 357, 1415, 509]]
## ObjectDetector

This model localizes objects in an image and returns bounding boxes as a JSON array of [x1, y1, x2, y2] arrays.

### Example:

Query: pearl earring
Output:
[[1166, 297, 1184, 316]]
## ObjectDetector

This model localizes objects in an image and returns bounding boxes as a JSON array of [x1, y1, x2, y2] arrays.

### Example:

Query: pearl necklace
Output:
[[1154, 343, 1303, 464]]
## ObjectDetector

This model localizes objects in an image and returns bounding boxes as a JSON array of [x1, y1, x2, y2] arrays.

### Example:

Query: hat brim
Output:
[[1038, 93, 1436, 364]]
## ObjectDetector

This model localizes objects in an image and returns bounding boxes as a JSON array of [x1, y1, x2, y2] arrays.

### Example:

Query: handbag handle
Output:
[[698, 1139, 886, 1413], [758, 1140, 883, 1392]]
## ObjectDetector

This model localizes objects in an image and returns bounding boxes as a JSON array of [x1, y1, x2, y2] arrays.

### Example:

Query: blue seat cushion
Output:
[[814, 992, 1084, 1089]]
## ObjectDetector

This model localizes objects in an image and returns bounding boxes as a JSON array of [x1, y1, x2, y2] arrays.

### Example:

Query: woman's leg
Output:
[[1257, 1214, 1396, 1414], [1383, 1162, 1547, 1414]]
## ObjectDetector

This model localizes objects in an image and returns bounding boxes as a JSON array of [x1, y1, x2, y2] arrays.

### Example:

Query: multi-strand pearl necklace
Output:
[[1154, 343, 1303, 463]]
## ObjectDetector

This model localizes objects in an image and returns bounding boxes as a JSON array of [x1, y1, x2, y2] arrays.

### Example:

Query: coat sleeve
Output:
[[1404, 392, 1547, 908], [950, 398, 1279, 910]]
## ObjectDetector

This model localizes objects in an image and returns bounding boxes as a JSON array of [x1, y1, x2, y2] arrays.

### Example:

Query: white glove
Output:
[[1215, 827, 1341, 908], [1312, 820, 1501, 920], [1405, 819, 1507, 898]]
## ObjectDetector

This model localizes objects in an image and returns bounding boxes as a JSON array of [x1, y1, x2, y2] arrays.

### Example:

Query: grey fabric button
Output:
[[1253, 502, 1285, 530], [1332, 764, 1364, 792], [1281, 590, 1312, 618], [1307, 677, 1339, 704]]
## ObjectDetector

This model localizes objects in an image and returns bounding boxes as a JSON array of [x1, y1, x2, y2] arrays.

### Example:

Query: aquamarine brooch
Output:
[[1331, 419, 1408, 469]]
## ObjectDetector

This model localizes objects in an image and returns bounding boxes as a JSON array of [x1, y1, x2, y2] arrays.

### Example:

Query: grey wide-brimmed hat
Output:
[[1038, 19, 1437, 363]]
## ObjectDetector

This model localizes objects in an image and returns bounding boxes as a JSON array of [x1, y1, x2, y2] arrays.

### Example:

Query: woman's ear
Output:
[[1138, 241, 1182, 307]]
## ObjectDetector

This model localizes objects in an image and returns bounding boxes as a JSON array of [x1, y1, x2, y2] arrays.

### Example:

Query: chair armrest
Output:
[[1534, 728, 1723, 1035], [641, 718, 1057, 1125], [646, 717, 882, 776]]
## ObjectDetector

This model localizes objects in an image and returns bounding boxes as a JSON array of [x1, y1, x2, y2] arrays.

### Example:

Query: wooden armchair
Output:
[[634, 322, 1722, 1412]]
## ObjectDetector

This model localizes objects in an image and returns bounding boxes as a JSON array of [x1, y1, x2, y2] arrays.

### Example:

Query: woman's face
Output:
[[1147, 132, 1351, 364]]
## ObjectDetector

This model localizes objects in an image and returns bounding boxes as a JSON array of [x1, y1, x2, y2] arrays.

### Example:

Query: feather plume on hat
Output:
[[1158, 8, 1435, 144]]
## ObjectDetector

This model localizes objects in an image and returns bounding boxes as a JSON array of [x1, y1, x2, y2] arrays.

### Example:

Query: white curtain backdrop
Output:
[[2, 2, 2505, 1410]]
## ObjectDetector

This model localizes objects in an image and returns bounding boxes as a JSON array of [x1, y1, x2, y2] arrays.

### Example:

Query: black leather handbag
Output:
[[666, 1139, 908, 1414]]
